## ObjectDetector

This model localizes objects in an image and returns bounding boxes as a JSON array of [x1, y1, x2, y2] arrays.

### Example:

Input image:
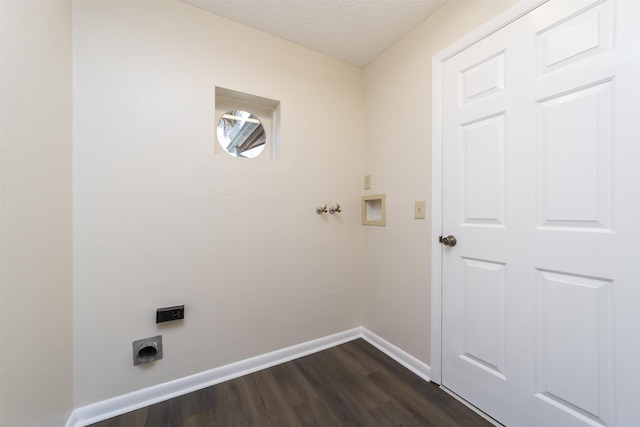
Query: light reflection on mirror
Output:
[[216, 110, 266, 158]]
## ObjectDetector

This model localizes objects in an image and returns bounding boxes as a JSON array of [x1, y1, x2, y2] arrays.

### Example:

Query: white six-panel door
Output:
[[437, 0, 639, 425]]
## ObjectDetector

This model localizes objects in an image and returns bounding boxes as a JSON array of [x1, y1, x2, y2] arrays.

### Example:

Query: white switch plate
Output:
[[414, 201, 426, 219], [364, 175, 371, 190]]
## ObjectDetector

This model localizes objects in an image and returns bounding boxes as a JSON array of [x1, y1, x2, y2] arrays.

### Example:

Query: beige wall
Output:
[[362, 0, 517, 365], [0, 0, 524, 422], [73, 0, 364, 406], [0, 1, 74, 426]]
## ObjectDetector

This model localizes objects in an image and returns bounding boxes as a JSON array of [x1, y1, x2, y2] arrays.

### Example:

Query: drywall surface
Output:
[[362, 0, 517, 365], [73, 0, 363, 406], [0, 1, 74, 426]]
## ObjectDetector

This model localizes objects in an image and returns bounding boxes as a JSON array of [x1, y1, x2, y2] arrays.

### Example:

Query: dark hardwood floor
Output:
[[90, 339, 492, 427]]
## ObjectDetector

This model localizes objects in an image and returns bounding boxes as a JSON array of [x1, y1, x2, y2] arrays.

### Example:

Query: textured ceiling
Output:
[[180, 0, 448, 67]]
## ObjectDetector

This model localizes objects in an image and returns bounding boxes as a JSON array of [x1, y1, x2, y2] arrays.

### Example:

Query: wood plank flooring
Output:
[[90, 339, 492, 427]]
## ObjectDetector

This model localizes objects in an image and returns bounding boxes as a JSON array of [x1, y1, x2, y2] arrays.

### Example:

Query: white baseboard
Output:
[[359, 328, 431, 382], [66, 327, 430, 427]]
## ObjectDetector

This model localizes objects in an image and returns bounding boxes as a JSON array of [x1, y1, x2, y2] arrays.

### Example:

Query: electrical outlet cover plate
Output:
[[156, 305, 185, 323]]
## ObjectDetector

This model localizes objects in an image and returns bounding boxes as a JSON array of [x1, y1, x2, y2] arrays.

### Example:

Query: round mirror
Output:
[[216, 110, 266, 158]]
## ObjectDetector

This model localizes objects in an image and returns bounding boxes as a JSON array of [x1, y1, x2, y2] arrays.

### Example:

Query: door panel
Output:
[[461, 113, 506, 226], [461, 51, 506, 104], [536, 270, 613, 425], [461, 257, 506, 380], [535, 1, 612, 76], [439, 1, 639, 426], [537, 80, 612, 229]]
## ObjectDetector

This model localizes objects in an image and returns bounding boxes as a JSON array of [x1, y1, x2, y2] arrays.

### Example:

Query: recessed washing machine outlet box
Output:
[[362, 194, 386, 226]]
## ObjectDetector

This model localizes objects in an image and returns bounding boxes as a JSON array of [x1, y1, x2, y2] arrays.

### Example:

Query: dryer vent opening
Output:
[[133, 336, 163, 366]]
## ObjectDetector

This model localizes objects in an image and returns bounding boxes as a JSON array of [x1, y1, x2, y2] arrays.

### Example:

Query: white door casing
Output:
[[432, 0, 639, 426]]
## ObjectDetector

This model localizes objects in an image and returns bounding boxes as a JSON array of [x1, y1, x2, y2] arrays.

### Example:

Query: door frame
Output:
[[430, 0, 548, 384]]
